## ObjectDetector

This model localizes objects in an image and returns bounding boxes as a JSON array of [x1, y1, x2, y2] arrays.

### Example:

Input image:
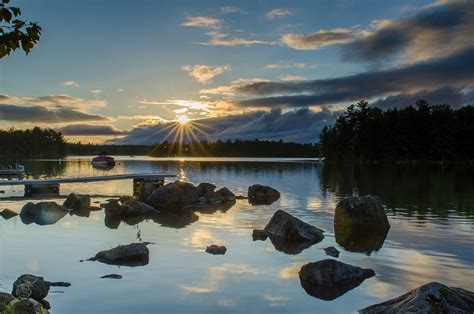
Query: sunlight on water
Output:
[[0, 157, 472, 313]]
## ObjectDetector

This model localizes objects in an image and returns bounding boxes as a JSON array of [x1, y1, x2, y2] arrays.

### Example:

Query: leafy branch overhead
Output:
[[0, 0, 41, 59]]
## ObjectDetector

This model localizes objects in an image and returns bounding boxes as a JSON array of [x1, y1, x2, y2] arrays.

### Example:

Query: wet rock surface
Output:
[[145, 181, 200, 210], [205, 245, 227, 255], [0, 208, 18, 219], [248, 184, 280, 205], [324, 246, 340, 258], [299, 259, 375, 300], [335, 195, 390, 229], [359, 282, 474, 313], [20, 202, 68, 226], [12, 274, 50, 301], [89, 243, 150, 266], [252, 229, 268, 241], [264, 210, 324, 254]]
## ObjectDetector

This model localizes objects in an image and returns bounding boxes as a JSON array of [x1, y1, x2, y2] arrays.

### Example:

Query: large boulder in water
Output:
[[145, 181, 200, 210], [299, 259, 375, 300], [63, 193, 90, 210], [12, 274, 50, 301], [20, 202, 68, 226], [89, 243, 150, 266], [360, 282, 474, 313], [335, 195, 389, 229], [248, 184, 280, 205], [264, 210, 324, 254]]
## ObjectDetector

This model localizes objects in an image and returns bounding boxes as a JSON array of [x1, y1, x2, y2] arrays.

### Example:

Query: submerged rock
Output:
[[264, 210, 324, 254], [0, 208, 18, 219], [7, 298, 49, 314], [20, 202, 68, 226], [248, 184, 280, 205], [122, 199, 157, 217], [360, 282, 474, 313], [100, 274, 123, 279], [335, 224, 389, 255], [153, 211, 199, 229], [0, 292, 15, 312], [324, 246, 340, 258], [335, 195, 390, 229], [89, 243, 150, 266], [299, 259, 375, 300], [12, 274, 50, 301], [205, 245, 227, 255], [63, 193, 91, 210], [145, 181, 200, 210], [252, 229, 268, 241]]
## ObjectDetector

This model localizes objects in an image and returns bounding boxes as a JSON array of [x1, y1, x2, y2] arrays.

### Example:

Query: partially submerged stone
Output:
[[0, 292, 15, 312], [324, 246, 340, 258], [205, 245, 227, 255], [197, 182, 216, 196], [0, 208, 18, 219], [90, 243, 150, 266], [248, 184, 280, 205], [359, 282, 474, 313], [264, 210, 324, 254], [204, 191, 224, 204], [299, 259, 375, 300], [153, 211, 199, 229], [252, 229, 268, 241], [7, 298, 49, 314], [20, 202, 68, 226], [63, 193, 91, 210], [335, 224, 389, 255], [12, 274, 50, 301], [216, 187, 236, 202], [145, 181, 200, 210]]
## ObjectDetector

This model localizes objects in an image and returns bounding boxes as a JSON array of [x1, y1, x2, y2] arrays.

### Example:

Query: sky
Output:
[[0, 0, 473, 144]]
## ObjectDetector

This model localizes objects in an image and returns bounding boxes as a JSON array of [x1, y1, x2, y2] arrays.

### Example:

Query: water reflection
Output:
[[334, 225, 389, 254]]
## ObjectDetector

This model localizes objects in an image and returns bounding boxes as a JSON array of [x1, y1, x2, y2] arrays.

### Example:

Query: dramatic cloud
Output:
[[0, 104, 109, 123], [59, 124, 124, 135], [200, 31, 272, 47], [280, 75, 306, 81], [343, 0, 474, 62], [220, 6, 246, 14], [0, 93, 107, 108], [181, 16, 223, 30], [200, 78, 271, 96], [181, 64, 231, 83], [111, 108, 338, 144], [204, 47, 474, 108], [60, 80, 79, 87], [266, 8, 292, 20], [281, 28, 356, 50]]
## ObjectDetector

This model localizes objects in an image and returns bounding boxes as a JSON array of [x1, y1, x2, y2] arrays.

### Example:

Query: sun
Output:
[[177, 116, 189, 125]]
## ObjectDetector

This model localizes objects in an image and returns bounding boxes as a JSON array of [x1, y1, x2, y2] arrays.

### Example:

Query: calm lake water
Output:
[[0, 157, 473, 313]]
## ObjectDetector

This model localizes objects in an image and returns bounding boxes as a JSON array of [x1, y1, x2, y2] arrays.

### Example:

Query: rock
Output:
[[324, 246, 340, 258], [204, 191, 224, 204], [20, 202, 68, 226], [122, 199, 157, 217], [89, 243, 150, 266], [360, 282, 474, 313], [197, 183, 216, 196], [145, 181, 200, 210], [252, 229, 268, 241], [216, 187, 236, 202], [12, 274, 50, 301], [136, 181, 160, 201], [299, 259, 375, 300], [7, 298, 49, 314], [100, 274, 123, 279], [0, 292, 15, 312], [118, 196, 134, 203], [205, 245, 227, 255], [0, 208, 18, 219], [335, 195, 390, 229], [63, 193, 90, 210], [153, 211, 199, 229], [248, 184, 280, 205], [265, 210, 324, 242]]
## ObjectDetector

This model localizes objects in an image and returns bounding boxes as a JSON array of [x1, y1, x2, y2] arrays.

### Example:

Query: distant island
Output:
[[1, 100, 472, 160]]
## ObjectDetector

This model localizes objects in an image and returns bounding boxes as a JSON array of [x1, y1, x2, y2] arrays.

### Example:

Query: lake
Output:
[[0, 157, 473, 313]]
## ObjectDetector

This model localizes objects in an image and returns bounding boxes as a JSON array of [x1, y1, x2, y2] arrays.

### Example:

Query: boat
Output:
[[0, 163, 25, 178], [91, 153, 116, 169]]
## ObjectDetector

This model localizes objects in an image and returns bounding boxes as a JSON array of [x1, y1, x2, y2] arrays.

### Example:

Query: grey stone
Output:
[[248, 184, 280, 205], [324, 246, 340, 258], [12, 274, 50, 301]]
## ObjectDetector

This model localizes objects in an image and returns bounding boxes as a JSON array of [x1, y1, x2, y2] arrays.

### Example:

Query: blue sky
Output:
[[1, 0, 473, 143]]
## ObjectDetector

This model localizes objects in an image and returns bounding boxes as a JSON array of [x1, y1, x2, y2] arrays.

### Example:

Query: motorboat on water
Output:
[[91, 153, 116, 169], [0, 163, 25, 178]]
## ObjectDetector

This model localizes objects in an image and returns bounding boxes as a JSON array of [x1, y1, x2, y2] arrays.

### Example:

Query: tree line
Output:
[[0, 127, 66, 158], [319, 100, 474, 162]]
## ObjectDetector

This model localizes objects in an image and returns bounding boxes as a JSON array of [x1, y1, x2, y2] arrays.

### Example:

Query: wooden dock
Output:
[[0, 173, 177, 196]]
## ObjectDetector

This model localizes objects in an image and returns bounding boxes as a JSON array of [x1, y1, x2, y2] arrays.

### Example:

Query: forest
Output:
[[0, 127, 66, 158], [319, 100, 474, 161]]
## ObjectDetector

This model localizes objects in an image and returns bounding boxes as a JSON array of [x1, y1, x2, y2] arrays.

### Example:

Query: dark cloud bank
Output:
[[0, 104, 108, 123]]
